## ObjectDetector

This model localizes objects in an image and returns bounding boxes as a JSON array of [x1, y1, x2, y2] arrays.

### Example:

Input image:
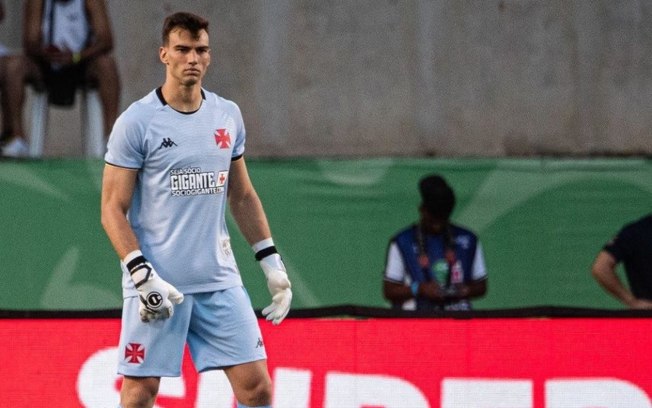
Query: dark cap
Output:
[[419, 174, 456, 220]]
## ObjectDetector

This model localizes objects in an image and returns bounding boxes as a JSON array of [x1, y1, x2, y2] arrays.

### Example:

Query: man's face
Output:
[[419, 205, 447, 234], [160, 28, 210, 87]]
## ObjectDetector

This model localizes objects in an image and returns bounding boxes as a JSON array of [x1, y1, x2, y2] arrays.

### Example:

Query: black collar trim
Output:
[[155, 87, 206, 114]]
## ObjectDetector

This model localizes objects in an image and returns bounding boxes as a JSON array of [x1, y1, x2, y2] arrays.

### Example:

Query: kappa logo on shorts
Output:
[[125, 343, 145, 364], [256, 337, 264, 348]]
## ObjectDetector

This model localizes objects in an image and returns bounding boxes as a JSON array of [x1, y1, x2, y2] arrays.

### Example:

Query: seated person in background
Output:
[[383, 174, 487, 311], [0, 1, 7, 56], [591, 213, 652, 309], [1, 0, 120, 157], [0, 0, 12, 135]]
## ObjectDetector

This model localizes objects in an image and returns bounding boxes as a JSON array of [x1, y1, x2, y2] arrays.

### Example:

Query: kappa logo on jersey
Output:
[[125, 343, 145, 364], [170, 167, 229, 197], [159, 137, 178, 149], [214, 129, 231, 149]]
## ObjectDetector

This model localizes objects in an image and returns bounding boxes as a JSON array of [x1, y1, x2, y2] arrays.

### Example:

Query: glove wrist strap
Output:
[[253, 238, 279, 261], [255, 245, 278, 261], [123, 250, 153, 288], [123, 249, 143, 265]]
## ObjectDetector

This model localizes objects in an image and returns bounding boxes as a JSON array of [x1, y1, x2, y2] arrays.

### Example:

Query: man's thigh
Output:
[[117, 295, 192, 377], [188, 287, 267, 371]]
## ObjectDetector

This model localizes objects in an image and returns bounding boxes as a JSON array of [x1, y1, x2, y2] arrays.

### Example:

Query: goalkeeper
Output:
[[100, 12, 291, 408]]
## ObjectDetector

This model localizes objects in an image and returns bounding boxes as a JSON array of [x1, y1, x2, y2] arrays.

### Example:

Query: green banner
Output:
[[1, 158, 650, 311]]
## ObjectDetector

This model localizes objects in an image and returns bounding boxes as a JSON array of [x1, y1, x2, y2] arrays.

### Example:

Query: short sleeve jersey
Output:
[[105, 88, 246, 297], [603, 214, 652, 300]]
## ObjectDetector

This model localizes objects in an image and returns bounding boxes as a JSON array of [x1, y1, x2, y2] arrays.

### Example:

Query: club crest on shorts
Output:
[[214, 129, 231, 149], [125, 343, 145, 364]]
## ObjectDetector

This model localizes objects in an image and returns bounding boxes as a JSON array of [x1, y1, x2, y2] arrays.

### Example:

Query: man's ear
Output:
[[159, 46, 168, 64]]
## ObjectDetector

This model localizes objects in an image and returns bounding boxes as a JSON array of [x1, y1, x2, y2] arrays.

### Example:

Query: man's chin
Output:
[[182, 78, 199, 87]]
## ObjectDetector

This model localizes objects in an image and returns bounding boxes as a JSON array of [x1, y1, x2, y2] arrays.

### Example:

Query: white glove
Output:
[[259, 253, 292, 325], [124, 250, 184, 323]]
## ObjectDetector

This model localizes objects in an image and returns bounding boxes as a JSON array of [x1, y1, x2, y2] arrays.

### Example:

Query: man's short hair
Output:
[[419, 174, 456, 220], [162, 12, 209, 44]]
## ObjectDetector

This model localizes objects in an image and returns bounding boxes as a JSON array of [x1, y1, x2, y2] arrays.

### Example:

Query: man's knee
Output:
[[120, 376, 160, 408], [7, 55, 44, 90], [235, 374, 273, 407], [6, 55, 32, 78], [241, 380, 273, 406]]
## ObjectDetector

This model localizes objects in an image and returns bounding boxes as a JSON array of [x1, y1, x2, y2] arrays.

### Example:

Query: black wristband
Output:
[[126, 255, 148, 272], [126, 255, 152, 288], [255, 246, 278, 261]]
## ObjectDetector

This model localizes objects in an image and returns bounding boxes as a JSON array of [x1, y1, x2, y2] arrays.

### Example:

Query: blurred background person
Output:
[[0, 0, 120, 157], [383, 174, 488, 311], [0, 1, 7, 55], [0, 0, 13, 141], [591, 213, 652, 309]]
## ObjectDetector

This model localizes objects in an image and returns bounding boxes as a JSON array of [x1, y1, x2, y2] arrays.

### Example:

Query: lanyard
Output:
[[415, 224, 457, 285]]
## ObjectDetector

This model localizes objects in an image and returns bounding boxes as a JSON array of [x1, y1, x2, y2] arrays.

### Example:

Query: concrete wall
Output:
[[1, 0, 650, 157]]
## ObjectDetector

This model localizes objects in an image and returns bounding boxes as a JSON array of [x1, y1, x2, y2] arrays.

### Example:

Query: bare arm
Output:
[[22, 0, 44, 59], [83, 0, 114, 59], [100, 164, 140, 259], [383, 280, 416, 304], [228, 157, 292, 324], [384, 278, 487, 304], [453, 278, 487, 300], [383, 277, 449, 304], [382, 280, 447, 304], [101, 163, 184, 320], [227, 157, 272, 245], [23, 0, 114, 64], [591, 250, 652, 309]]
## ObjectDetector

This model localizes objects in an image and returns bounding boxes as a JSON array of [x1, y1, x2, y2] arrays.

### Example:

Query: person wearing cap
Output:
[[383, 174, 487, 311]]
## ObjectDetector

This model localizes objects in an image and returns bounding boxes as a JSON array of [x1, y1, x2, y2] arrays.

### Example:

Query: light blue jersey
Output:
[[106, 88, 245, 296]]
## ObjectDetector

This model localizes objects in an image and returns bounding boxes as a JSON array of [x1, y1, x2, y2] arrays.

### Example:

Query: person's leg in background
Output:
[[0, 55, 41, 157], [87, 53, 120, 137], [0, 54, 10, 143]]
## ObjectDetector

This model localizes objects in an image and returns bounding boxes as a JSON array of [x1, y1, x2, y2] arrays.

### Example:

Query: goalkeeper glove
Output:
[[255, 244, 292, 325], [124, 250, 184, 323]]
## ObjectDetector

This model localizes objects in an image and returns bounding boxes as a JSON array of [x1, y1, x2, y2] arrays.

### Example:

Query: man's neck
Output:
[[160, 83, 203, 112], [419, 219, 446, 235]]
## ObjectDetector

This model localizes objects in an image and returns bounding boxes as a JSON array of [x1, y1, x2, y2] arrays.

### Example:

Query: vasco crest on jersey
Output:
[[214, 129, 231, 149]]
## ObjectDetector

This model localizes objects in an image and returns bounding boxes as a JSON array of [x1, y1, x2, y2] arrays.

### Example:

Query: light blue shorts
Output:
[[117, 286, 266, 377]]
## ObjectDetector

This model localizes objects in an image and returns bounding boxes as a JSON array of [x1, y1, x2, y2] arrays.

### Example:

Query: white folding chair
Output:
[[29, 87, 104, 158]]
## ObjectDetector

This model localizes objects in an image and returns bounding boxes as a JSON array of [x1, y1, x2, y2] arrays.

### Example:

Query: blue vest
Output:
[[392, 223, 479, 311]]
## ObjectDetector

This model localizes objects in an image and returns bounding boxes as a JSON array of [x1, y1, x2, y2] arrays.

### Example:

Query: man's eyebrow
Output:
[[173, 45, 210, 50]]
